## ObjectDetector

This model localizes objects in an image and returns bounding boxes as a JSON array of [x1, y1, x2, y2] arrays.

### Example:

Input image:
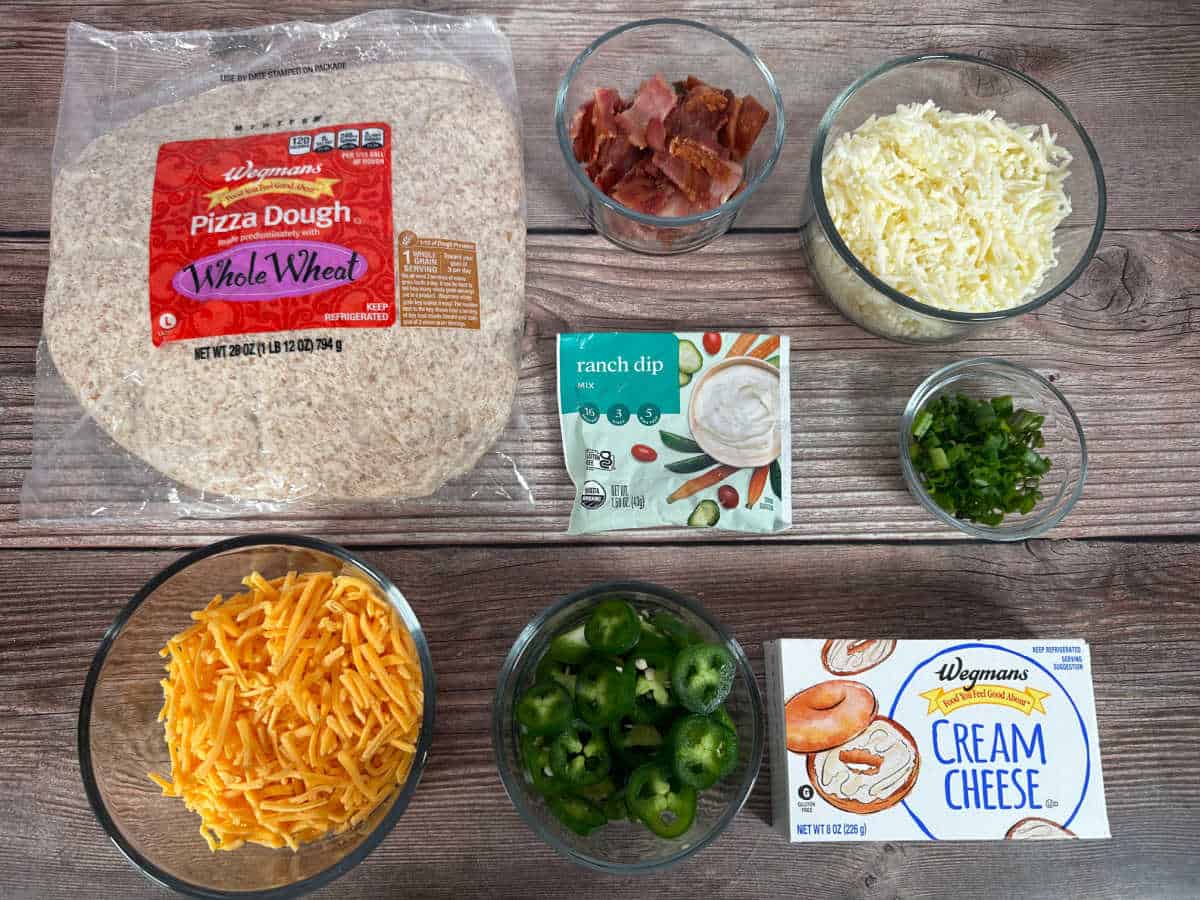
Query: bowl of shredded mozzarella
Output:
[[802, 54, 1105, 343]]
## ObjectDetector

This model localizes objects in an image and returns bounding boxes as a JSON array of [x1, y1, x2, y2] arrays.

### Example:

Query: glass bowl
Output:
[[77, 535, 436, 898], [900, 358, 1087, 540], [492, 581, 764, 871], [555, 18, 786, 255], [802, 53, 1106, 343]]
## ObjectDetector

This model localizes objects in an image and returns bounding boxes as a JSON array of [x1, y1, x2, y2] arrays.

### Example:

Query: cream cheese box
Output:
[[764, 639, 1110, 841]]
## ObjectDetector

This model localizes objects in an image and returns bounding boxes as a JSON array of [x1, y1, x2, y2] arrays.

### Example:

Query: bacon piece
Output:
[[611, 161, 674, 216], [616, 73, 677, 149], [666, 84, 733, 137], [674, 75, 708, 94], [589, 88, 624, 157], [645, 116, 667, 152], [651, 150, 710, 206], [720, 95, 742, 152], [569, 99, 596, 164], [670, 136, 743, 200], [670, 133, 730, 175], [658, 186, 702, 218], [704, 160, 744, 206], [583, 87, 641, 190], [728, 94, 770, 161], [611, 160, 702, 219], [591, 135, 642, 194], [653, 146, 742, 208]]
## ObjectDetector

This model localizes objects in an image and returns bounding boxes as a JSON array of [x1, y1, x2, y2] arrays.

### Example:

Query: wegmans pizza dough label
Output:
[[148, 122, 395, 346], [765, 639, 1111, 842]]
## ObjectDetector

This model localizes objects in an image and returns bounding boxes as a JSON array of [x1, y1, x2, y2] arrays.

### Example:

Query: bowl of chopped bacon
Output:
[[556, 19, 785, 254]]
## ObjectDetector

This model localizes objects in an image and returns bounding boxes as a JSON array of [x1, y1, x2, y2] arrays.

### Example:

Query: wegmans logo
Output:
[[919, 654, 1050, 715], [222, 159, 324, 183]]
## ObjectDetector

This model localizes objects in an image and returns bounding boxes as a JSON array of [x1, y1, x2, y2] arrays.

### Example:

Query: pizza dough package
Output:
[[23, 11, 533, 522]]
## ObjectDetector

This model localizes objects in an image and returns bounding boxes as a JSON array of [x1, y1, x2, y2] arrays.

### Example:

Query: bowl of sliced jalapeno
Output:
[[492, 581, 764, 871]]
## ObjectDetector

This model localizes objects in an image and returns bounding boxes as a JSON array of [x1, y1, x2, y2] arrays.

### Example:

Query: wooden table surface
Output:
[[2, 2, 1199, 898]]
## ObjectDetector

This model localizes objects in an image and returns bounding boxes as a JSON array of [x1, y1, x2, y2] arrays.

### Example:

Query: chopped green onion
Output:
[[908, 392, 1054, 527], [912, 409, 934, 439]]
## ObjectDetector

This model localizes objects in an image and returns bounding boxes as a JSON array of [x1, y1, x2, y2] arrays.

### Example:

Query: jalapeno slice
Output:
[[670, 713, 739, 789], [603, 788, 629, 822], [549, 622, 591, 664], [549, 720, 612, 786], [548, 793, 607, 836], [585, 599, 641, 655], [711, 705, 737, 737], [650, 612, 703, 650], [608, 715, 665, 769], [630, 651, 677, 724], [536, 656, 578, 696], [521, 734, 566, 798], [671, 642, 735, 714], [625, 762, 697, 838], [635, 614, 675, 655], [578, 776, 617, 804], [516, 682, 574, 736], [574, 658, 636, 726]]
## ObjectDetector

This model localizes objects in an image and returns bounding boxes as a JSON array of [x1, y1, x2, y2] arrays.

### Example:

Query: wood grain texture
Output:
[[1, 231, 1199, 547], [3, 6, 1199, 900], [0, 1, 1198, 232], [1, 540, 1198, 899]]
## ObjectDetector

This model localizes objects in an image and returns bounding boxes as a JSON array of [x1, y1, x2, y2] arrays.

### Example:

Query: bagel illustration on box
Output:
[[1005, 817, 1077, 840], [785, 679, 920, 814], [806, 716, 920, 814], [821, 639, 897, 676]]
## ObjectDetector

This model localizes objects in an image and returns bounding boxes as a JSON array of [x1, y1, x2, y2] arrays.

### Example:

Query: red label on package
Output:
[[148, 123, 394, 346]]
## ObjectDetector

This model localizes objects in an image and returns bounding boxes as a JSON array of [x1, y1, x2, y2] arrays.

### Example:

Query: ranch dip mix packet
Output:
[[557, 332, 791, 534], [764, 639, 1110, 841]]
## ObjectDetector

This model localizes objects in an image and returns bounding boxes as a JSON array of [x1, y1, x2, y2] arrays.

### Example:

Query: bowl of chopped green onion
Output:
[[900, 358, 1087, 540]]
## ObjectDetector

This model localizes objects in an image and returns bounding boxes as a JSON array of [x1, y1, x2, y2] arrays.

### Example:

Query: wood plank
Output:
[[1, 1, 1198, 232], [1, 230, 1198, 546], [1, 540, 1197, 898]]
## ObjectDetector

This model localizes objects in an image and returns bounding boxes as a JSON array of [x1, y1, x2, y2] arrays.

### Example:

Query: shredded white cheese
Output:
[[812, 101, 1073, 339]]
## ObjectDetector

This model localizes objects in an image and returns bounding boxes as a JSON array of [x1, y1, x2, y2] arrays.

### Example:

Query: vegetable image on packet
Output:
[[557, 332, 791, 534]]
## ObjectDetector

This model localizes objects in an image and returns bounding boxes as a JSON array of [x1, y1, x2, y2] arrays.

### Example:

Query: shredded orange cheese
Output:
[[149, 570, 423, 852]]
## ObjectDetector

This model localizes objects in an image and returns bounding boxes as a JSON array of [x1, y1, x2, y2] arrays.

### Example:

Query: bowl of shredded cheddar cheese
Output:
[[78, 535, 434, 897], [801, 53, 1106, 343]]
